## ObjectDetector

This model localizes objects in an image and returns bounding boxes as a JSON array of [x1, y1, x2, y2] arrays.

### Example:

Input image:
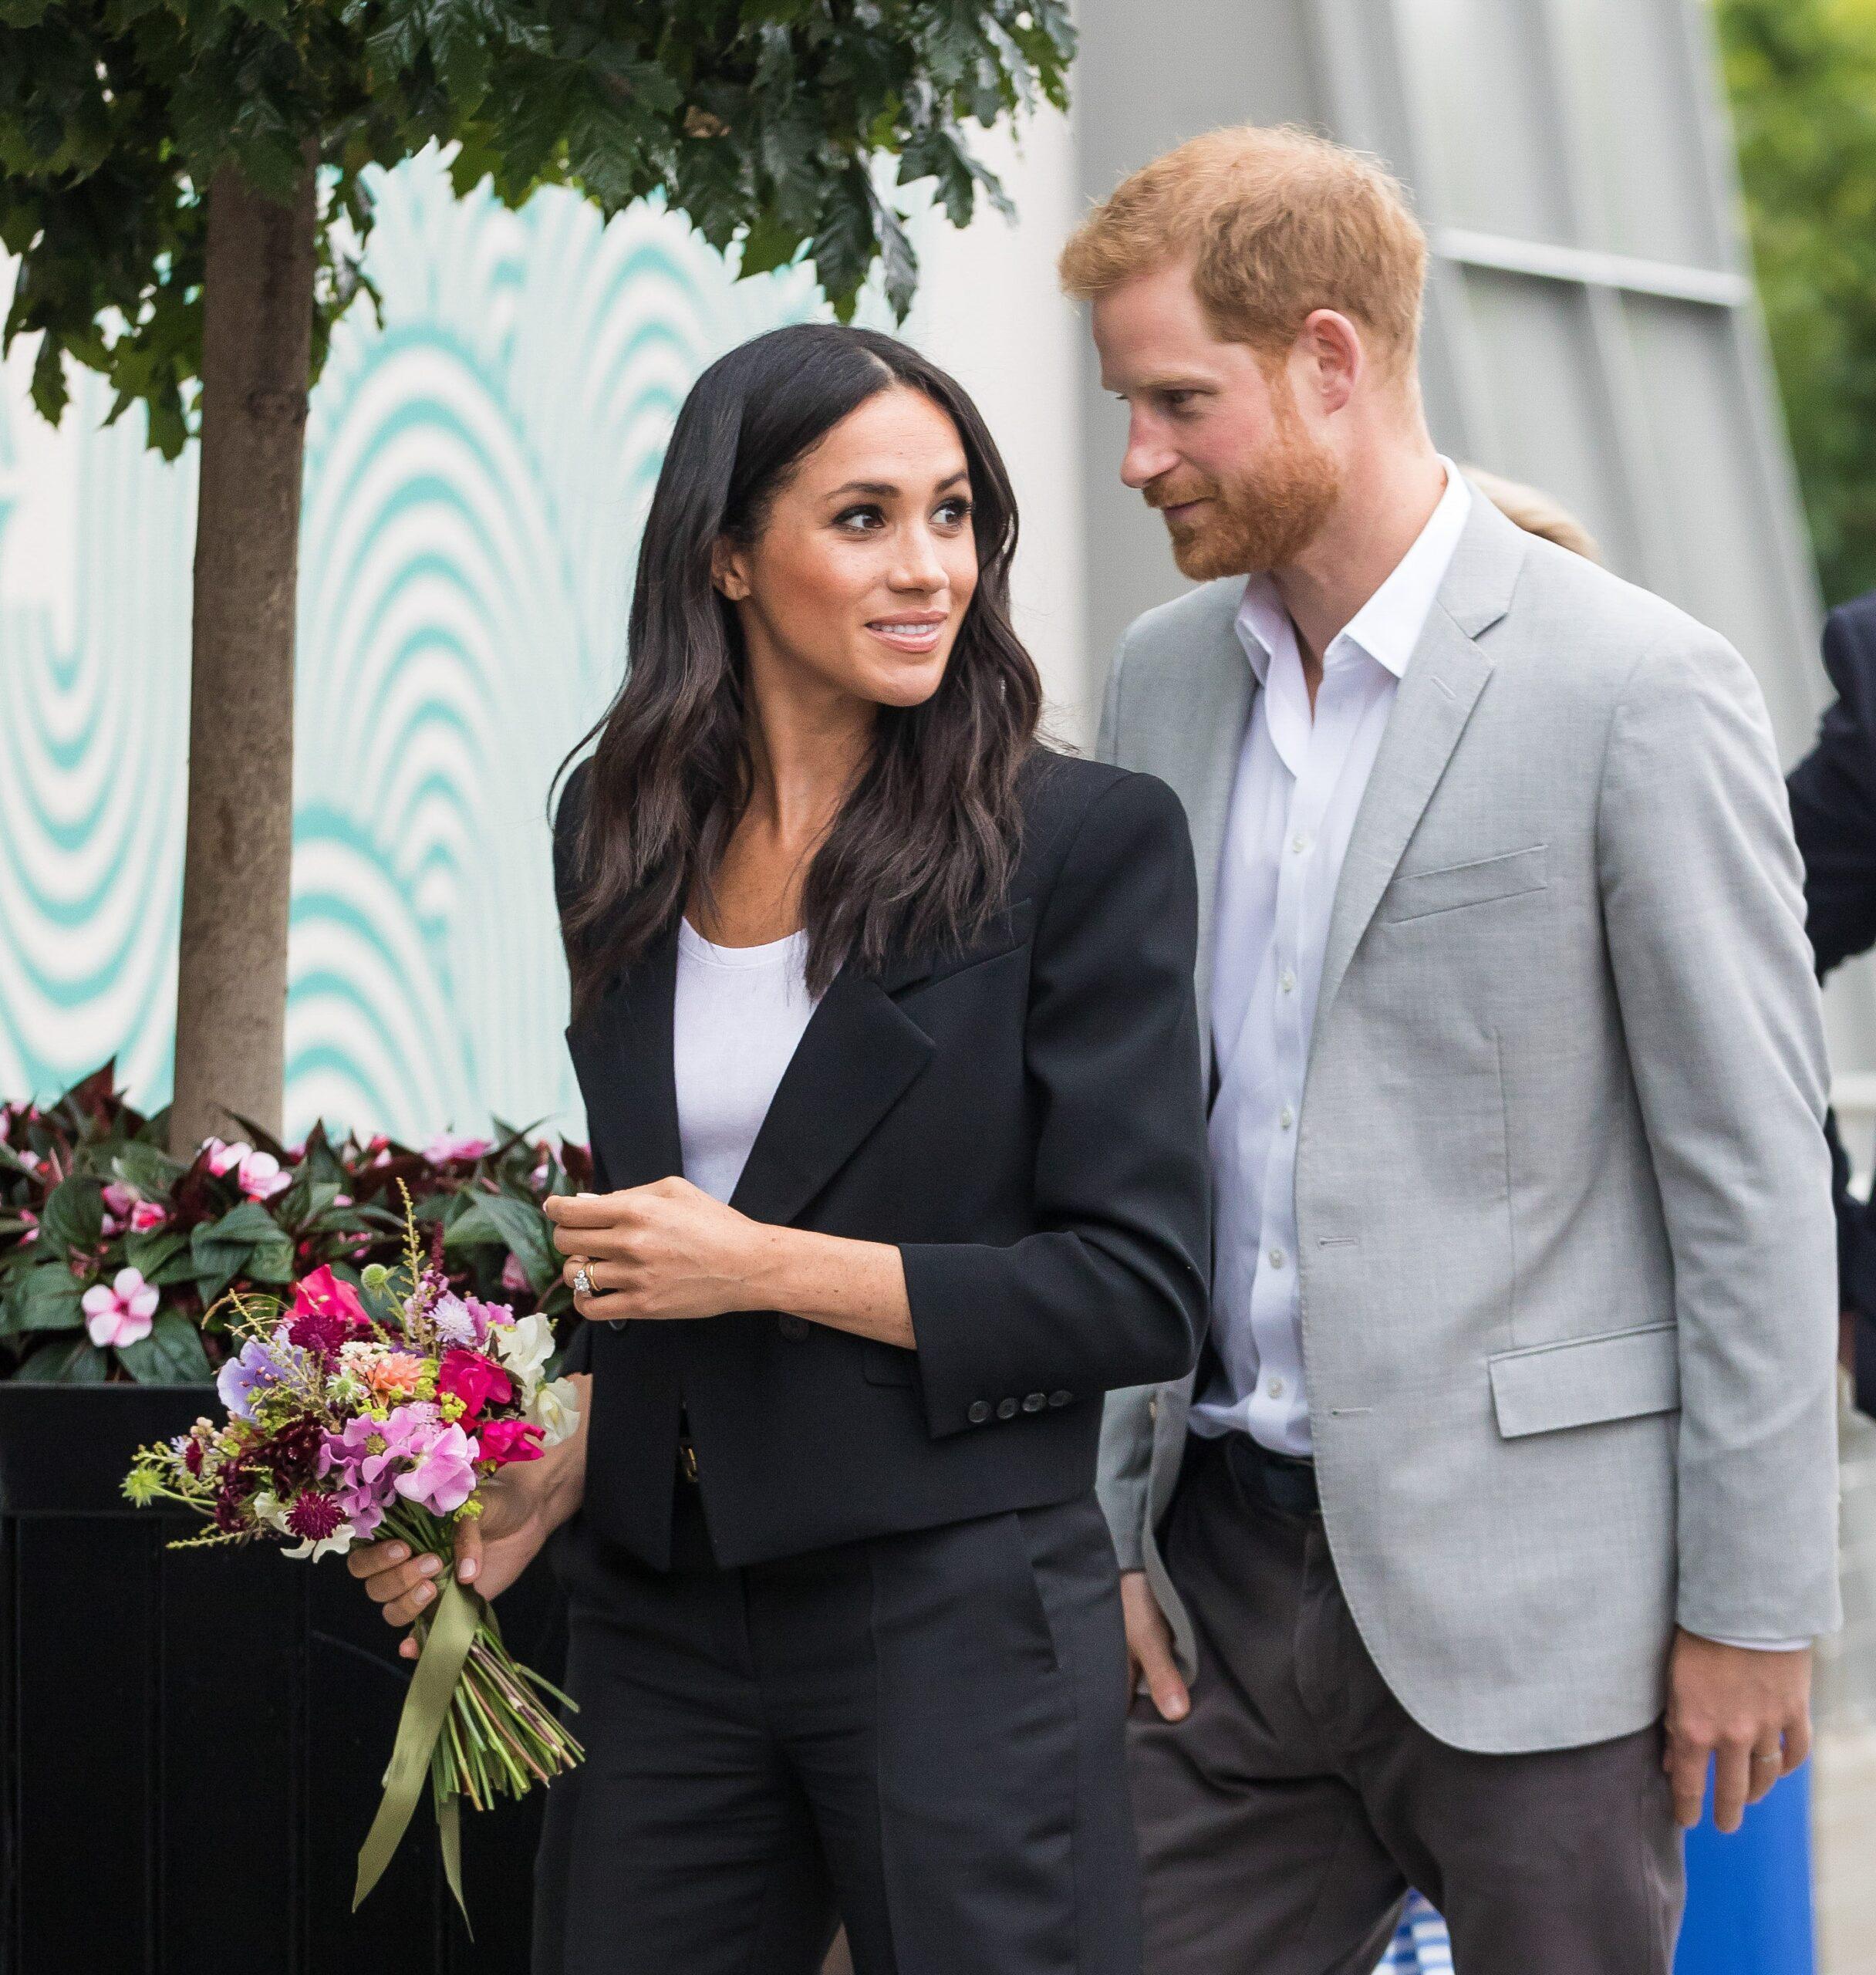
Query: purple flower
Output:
[[350, 1403, 440, 1490], [429, 1293, 477, 1347], [394, 1421, 480, 1516], [214, 1335, 305, 1423]]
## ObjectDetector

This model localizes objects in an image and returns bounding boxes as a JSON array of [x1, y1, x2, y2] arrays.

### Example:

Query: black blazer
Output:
[[552, 750, 1211, 1569], [1787, 588, 1876, 1415]]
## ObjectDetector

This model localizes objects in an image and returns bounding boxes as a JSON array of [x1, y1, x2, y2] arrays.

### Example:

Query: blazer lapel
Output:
[[1308, 492, 1527, 1058], [730, 966, 936, 1228], [564, 918, 683, 1191]]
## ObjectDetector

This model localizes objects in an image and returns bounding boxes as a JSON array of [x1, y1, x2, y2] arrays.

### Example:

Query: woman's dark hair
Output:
[[553, 322, 1043, 1015]]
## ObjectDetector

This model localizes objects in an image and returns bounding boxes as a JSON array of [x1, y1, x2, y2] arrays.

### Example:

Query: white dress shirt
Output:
[[1192, 460, 1473, 1457]]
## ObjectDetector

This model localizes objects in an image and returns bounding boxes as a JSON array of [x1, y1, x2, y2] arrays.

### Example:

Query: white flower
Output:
[[528, 1376, 581, 1448], [429, 1293, 477, 1346], [282, 1524, 356, 1561], [495, 1312, 555, 1393]]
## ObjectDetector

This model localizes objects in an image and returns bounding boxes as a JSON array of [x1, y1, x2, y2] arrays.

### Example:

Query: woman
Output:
[[348, 322, 1210, 1975]]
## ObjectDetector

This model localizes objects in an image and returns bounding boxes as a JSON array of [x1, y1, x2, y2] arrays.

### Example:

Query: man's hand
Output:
[[1122, 1570, 1190, 1723], [1665, 1629, 1813, 1832]]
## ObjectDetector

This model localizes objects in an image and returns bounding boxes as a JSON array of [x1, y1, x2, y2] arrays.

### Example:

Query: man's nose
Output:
[[1120, 416, 1178, 491]]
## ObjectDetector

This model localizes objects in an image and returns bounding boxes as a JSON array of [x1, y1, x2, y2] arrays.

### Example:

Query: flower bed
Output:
[[0, 1065, 589, 1383]]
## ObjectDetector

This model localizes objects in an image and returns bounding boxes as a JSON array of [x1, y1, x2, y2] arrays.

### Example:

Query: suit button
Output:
[[1022, 1393, 1045, 1413], [778, 1315, 810, 1342], [1048, 1391, 1072, 1409], [967, 1400, 992, 1424], [997, 1397, 1018, 1420]]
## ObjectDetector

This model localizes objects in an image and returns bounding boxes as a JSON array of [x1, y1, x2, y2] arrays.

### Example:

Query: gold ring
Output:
[[572, 1264, 595, 1299]]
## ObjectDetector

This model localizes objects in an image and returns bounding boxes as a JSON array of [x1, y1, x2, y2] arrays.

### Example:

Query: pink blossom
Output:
[[476, 1417, 543, 1468], [130, 1200, 166, 1232], [437, 1347, 511, 1421], [103, 1181, 138, 1220], [501, 1252, 529, 1295], [394, 1421, 480, 1515], [346, 1403, 441, 1489], [424, 1131, 493, 1164], [18, 1210, 36, 1244], [82, 1267, 159, 1349], [203, 1137, 250, 1177], [238, 1150, 291, 1200]]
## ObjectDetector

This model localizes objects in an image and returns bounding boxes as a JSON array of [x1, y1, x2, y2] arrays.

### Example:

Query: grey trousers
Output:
[[1129, 1436, 1684, 1974]]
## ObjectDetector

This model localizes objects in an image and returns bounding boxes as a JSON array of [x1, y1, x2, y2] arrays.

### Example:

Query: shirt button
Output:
[[1279, 1105, 1294, 1131], [1280, 969, 1297, 994], [777, 1314, 810, 1342], [967, 1400, 991, 1425], [1269, 1247, 1286, 1270], [1048, 1390, 1073, 1408], [1267, 1376, 1287, 1398], [1291, 833, 1311, 855], [997, 1397, 1019, 1420], [1023, 1392, 1046, 1413]]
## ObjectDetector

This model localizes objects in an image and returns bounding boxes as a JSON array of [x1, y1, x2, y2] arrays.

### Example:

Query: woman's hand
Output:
[[546, 1178, 768, 1322]]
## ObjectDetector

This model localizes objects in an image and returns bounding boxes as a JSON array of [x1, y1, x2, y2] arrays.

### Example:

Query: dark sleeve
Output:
[[552, 760, 601, 1377], [898, 772, 1212, 1440], [1787, 601, 1876, 977]]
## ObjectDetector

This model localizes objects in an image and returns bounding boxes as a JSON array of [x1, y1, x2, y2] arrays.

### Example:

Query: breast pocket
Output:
[[1381, 844, 1548, 924]]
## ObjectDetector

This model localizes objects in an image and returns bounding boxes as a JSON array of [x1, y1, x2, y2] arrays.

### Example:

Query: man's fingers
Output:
[[1711, 1742, 1751, 1833], [1140, 1642, 1191, 1723], [1665, 1732, 1711, 1830], [400, 1636, 419, 1662], [382, 1577, 444, 1628], [1783, 1713, 1813, 1774], [346, 1538, 410, 1581], [362, 1551, 443, 1608], [1746, 1746, 1785, 1806]]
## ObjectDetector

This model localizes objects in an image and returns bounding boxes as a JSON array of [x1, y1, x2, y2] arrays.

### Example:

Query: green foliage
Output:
[[0, 0, 1075, 457], [1719, 0, 1876, 606]]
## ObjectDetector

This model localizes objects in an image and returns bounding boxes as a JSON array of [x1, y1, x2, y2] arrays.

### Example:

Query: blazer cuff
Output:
[[1096, 1469, 1151, 1571]]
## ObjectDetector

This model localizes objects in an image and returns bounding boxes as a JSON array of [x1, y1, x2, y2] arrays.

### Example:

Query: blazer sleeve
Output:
[[1597, 628, 1841, 1642], [552, 761, 602, 1378], [898, 771, 1212, 1441]]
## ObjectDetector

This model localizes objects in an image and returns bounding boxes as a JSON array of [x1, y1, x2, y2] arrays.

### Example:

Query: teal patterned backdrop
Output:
[[0, 148, 827, 1144]]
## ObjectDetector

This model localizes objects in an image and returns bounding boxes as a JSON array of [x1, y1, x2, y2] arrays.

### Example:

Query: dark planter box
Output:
[[0, 1384, 567, 1974]]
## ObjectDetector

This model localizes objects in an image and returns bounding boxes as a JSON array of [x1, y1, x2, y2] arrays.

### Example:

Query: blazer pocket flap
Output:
[[1383, 844, 1547, 923], [1487, 1322, 1679, 1439]]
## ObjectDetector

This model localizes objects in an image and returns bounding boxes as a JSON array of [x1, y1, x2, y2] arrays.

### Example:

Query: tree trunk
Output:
[[169, 157, 317, 1156]]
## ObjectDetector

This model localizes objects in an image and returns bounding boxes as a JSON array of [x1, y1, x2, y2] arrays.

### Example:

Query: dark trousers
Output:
[[1130, 1435, 1685, 1975], [534, 1482, 1142, 1975]]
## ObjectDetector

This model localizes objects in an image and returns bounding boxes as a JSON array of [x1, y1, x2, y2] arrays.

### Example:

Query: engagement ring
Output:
[[572, 1264, 595, 1299]]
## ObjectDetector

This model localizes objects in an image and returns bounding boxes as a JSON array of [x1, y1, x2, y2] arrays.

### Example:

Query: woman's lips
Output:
[[865, 615, 948, 653]]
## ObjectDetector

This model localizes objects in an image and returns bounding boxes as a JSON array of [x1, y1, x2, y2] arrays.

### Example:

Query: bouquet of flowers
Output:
[[122, 1193, 585, 1919]]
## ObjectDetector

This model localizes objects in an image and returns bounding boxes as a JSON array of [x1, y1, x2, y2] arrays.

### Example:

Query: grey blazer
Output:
[[1096, 489, 1842, 1754]]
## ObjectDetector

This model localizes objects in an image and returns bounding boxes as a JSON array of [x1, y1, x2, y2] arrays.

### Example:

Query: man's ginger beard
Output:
[[1147, 369, 1341, 580]]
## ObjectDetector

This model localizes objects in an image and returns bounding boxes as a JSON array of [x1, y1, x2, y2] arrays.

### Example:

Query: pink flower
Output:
[[238, 1150, 291, 1200], [288, 1264, 369, 1349], [476, 1417, 543, 1468], [203, 1137, 250, 1177], [424, 1131, 491, 1164], [346, 1403, 440, 1489], [130, 1200, 166, 1232], [436, 1347, 512, 1421], [501, 1252, 530, 1295], [82, 1267, 159, 1349], [103, 1181, 138, 1219], [395, 1422, 480, 1515], [18, 1210, 36, 1244]]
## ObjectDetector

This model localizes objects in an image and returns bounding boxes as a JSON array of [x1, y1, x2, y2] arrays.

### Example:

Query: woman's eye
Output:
[[934, 498, 973, 527], [834, 505, 886, 532]]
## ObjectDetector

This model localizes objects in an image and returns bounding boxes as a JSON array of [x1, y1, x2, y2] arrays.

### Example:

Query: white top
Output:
[[672, 920, 818, 1204], [1193, 459, 1473, 1458]]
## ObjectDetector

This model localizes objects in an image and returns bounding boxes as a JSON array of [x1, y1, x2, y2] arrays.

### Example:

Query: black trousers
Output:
[[534, 1481, 1142, 1975]]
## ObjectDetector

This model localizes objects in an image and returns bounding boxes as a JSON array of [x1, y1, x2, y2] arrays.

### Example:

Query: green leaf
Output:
[[191, 1199, 296, 1295], [112, 1141, 185, 1199], [126, 1227, 195, 1286], [15, 1335, 108, 1383], [117, 1308, 214, 1384], [39, 1177, 103, 1257], [17, 1265, 86, 1334], [444, 1190, 556, 1291]]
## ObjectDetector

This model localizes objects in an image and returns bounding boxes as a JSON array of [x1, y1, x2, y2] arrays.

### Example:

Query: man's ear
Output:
[[1297, 309, 1362, 417], [710, 538, 751, 602]]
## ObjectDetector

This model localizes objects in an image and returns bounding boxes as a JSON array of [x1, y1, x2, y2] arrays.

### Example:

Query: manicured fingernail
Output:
[[458, 1558, 477, 1582], [386, 1545, 407, 1562], [417, 1554, 440, 1575], [415, 1583, 432, 1604]]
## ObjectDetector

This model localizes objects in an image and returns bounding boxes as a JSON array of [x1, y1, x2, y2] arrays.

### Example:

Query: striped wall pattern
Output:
[[0, 147, 819, 1143]]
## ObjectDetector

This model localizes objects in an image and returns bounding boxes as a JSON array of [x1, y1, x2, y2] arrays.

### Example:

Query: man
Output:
[[1061, 125, 1841, 1971], [1788, 585, 1876, 1416]]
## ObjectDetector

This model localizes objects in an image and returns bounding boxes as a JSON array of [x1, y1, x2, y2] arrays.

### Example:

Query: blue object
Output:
[[1676, 1763, 1817, 1975]]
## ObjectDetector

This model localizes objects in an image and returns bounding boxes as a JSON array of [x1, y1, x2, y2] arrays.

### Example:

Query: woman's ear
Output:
[[710, 538, 751, 602]]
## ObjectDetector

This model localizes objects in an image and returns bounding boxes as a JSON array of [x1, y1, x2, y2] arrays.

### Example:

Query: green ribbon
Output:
[[353, 1570, 481, 1923]]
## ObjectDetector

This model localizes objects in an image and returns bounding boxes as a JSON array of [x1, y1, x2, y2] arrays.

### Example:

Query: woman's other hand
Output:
[[547, 1178, 768, 1322]]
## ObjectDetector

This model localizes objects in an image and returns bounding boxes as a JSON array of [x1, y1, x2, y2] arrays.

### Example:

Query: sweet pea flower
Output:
[[437, 1347, 512, 1420], [238, 1150, 291, 1200], [394, 1421, 480, 1515], [476, 1417, 544, 1467], [425, 1131, 492, 1164], [347, 1403, 443, 1488], [83, 1267, 159, 1349], [528, 1376, 582, 1449], [494, 1312, 555, 1393]]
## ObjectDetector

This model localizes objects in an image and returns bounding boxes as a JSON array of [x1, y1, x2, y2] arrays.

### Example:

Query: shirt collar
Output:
[[1234, 457, 1473, 685]]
